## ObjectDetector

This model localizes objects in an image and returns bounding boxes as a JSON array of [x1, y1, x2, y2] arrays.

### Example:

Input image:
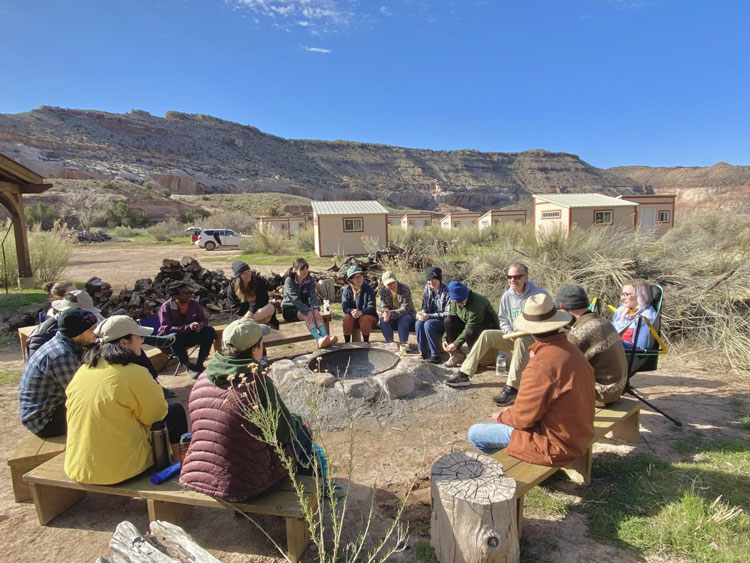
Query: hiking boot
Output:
[[443, 350, 466, 368], [186, 364, 202, 380], [424, 356, 441, 364], [143, 334, 176, 349], [268, 315, 280, 330], [446, 372, 471, 388], [492, 385, 518, 406]]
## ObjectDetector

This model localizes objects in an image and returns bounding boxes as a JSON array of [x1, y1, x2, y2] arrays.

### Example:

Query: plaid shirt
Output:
[[19, 332, 83, 434]]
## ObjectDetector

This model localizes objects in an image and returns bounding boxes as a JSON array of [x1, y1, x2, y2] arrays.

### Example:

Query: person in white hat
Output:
[[467, 294, 596, 467], [64, 315, 188, 485]]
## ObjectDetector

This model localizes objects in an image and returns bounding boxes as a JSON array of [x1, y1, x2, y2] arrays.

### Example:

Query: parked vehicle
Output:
[[195, 229, 241, 250], [185, 227, 201, 244]]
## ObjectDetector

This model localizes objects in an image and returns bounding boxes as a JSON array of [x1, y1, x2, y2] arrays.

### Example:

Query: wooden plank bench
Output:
[[18, 325, 35, 362], [212, 313, 332, 354], [24, 453, 317, 563], [7, 432, 66, 502], [491, 398, 641, 535]]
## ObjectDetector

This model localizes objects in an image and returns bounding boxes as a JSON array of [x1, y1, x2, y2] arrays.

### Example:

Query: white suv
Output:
[[195, 229, 241, 250]]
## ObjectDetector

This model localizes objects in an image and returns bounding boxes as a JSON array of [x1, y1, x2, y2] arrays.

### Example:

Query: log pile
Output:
[[97, 520, 220, 563], [65, 230, 113, 243]]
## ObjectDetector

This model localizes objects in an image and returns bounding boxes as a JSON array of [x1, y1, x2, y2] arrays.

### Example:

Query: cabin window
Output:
[[343, 217, 363, 232], [658, 210, 671, 223], [594, 210, 613, 225]]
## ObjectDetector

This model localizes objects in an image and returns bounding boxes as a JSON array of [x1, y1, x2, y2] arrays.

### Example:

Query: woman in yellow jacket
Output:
[[65, 316, 187, 485]]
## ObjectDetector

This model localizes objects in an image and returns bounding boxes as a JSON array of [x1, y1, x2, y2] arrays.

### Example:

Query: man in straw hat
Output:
[[467, 294, 595, 466]]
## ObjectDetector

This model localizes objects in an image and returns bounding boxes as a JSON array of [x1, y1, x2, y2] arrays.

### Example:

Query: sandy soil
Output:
[[1, 241, 748, 562]]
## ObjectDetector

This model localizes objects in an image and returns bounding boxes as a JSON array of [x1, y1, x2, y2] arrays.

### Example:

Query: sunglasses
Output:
[[506, 274, 526, 280]]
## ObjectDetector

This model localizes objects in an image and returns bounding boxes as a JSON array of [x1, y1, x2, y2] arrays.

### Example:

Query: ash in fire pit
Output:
[[309, 348, 400, 378]]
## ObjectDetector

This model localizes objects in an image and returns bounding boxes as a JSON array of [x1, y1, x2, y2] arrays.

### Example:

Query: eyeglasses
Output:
[[507, 274, 526, 280]]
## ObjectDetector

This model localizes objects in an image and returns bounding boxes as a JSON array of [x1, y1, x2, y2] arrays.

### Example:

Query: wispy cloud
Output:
[[604, 0, 653, 10], [228, 1, 354, 32], [303, 46, 332, 53], [379, 6, 391, 17]]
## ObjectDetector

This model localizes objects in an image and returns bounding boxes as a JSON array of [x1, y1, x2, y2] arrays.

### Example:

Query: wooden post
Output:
[[431, 451, 519, 563]]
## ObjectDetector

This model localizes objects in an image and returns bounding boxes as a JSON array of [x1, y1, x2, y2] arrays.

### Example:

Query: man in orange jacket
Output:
[[467, 294, 595, 466]]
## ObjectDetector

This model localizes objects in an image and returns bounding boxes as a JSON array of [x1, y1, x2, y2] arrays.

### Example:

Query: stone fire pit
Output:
[[308, 348, 400, 378]]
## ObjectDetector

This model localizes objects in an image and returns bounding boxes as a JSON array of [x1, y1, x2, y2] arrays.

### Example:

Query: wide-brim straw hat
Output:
[[513, 294, 572, 334]]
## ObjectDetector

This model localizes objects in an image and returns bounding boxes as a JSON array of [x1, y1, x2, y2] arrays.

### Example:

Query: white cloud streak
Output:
[[229, 0, 354, 31], [303, 46, 332, 52]]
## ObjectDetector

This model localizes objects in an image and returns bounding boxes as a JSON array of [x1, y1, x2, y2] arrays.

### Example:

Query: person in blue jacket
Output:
[[341, 266, 378, 343]]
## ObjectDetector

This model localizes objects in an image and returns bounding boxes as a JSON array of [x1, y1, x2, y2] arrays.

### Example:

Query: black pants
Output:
[[135, 350, 158, 380], [164, 403, 188, 444], [35, 403, 67, 438], [444, 315, 493, 351]]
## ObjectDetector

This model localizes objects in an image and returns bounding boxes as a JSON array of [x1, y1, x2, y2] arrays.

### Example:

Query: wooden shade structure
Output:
[[0, 153, 52, 288]]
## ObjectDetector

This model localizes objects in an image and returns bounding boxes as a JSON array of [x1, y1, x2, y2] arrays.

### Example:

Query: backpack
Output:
[[26, 317, 59, 359]]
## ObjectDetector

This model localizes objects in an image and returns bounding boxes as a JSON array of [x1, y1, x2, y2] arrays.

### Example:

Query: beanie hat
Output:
[[232, 261, 250, 278], [425, 266, 442, 281], [448, 281, 469, 302], [555, 285, 590, 310], [57, 308, 99, 338]]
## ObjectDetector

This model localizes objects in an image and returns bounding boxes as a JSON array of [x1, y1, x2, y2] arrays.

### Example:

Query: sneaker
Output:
[[492, 385, 518, 406], [424, 356, 441, 364], [187, 367, 202, 380], [328, 335, 339, 346], [162, 387, 177, 399], [268, 315, 280, 330], [446, 372, 471, 388], [443, 351, 466, 368], [317, 335, 332, 349]]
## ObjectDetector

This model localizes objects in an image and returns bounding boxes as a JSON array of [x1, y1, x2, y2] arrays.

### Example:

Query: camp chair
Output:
[[138, 316, 199, 377], [594, 285, 681, 426]]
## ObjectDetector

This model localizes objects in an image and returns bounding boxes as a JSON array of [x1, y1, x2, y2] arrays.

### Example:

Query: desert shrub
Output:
[[109, 226, 146, 238], [61, 191, 110, 229], [241, 227, 289, 254], [181, 208, 210, 224], [0, 221, 71, 285], [25, 202, 59, 230], [147, 219, 184, 241], [294, 228, 315, 251], [106, 201, 149, 228], [207, 209, 256, 233]]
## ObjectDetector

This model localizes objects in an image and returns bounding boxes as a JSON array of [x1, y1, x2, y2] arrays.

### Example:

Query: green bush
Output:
[[241, 227, 289, 254], [25, 202, 59, 230], [106, 201, 149, 228], [0, 221, 72, 285], [294, 228, 315, 251], [109, 226, 146, 238], [147, 220, 184, 241]]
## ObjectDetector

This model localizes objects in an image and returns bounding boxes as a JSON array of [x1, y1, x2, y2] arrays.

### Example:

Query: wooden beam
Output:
[[0, 153, 45, 184]]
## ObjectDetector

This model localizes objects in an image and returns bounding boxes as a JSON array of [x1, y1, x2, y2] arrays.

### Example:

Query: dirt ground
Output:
[[1, 241, 748, 562]]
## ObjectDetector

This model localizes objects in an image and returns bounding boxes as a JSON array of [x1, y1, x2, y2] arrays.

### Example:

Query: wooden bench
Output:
[[7, 433, 66, 502], [491, 398, 641, 535], [212, 313, 332, 354], [24, 453, 317, 563], [17, 325, 35, 362]]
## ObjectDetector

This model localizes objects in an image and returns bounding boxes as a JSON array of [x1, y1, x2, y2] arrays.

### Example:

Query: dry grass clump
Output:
[[384, 210, 750, 378], [0, 221, 72, 285]]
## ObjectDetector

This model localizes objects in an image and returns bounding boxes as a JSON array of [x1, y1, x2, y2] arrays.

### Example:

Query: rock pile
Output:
[[64, 230, 113, 243]]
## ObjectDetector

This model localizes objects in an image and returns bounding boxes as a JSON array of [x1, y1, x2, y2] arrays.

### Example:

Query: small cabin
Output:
[[439, 212, 482, 230], [477, 209, 527, 230], [257, 216, 308, 237], [533, 194, 638, 237], [619, 194, 676, 237], [400, 211, 443, 230], [312, 200, 389, 257]]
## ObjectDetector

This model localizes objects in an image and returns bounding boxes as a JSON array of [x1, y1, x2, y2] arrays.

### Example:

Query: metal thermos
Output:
[[179, 432, 192, 465], [496, 353, 506, 376], [151, 420, 172, 471]]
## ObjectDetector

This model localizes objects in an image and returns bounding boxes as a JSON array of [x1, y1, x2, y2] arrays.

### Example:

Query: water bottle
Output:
[[496, 353, 505, 376], [323, 299, 331, 314], [151, 420, 172, 471]]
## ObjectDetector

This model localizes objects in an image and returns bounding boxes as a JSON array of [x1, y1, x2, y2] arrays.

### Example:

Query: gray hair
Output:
[[507, 263, 528, 276]]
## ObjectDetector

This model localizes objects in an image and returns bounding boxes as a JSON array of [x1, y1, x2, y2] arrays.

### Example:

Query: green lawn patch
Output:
[[235, 250, 330, 268], [0, 289, 48, 311], [578, 436, 750, 562], [0, 370, 21, 385]]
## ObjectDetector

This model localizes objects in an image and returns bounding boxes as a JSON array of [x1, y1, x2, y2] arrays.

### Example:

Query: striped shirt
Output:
[[19, 332, 83, 434]]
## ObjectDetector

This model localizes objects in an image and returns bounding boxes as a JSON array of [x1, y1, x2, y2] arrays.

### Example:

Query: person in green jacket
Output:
[[442, 281, 498, 387]]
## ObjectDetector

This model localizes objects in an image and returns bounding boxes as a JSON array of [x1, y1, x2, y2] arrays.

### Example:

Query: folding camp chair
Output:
[[594, 285, 681, 426], [138, 317, 199, 377]]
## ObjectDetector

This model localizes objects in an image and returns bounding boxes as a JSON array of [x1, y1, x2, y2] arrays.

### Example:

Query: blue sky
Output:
[[2, 0, 748, 168]]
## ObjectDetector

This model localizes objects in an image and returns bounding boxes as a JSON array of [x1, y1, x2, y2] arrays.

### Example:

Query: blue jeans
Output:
[[415, 318, 445, 358], [380, 314, 415, 343], [170, 326, 216, 366], [468, 423, 515, 454]]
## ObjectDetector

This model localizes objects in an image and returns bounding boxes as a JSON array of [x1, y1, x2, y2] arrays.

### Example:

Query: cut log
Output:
[[430, 451, 519, 563], [149, 520, 221, 563], [109, 521, 178, 563]]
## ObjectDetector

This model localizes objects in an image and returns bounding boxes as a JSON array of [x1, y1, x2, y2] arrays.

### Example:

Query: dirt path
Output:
[[1, 242, 748, 562]]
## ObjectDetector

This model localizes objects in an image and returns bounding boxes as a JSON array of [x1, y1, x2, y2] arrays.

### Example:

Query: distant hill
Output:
[[0, 107, 646, 212]]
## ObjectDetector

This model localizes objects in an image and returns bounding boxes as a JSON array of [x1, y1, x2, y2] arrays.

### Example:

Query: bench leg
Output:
[[148, 499, 193, 525], [352, 329, 362, 342], [285, 517, 310, 563], [10, 462, 36, 503], [515, 496, 525, 538], [607, 410, 640, 444], [562, 447, 592, 485], [29, 483, 86, 525]]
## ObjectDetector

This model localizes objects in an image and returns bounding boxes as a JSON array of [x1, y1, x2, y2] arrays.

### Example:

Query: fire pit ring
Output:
[[308, 348, 400, 378]]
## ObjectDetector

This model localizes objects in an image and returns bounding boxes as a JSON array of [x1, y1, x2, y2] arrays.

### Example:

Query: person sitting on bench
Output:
[[158, 282, 217, 379], [64, 315, 187, 485], [467, 294, 595, 466], [377, 271, 417, 350], [612, 278, 657, 350], [341, 266, 378, 343], [415, 266, 451, 363], [225, 261, 280, 328], [443, 281, 498, 385], [281, 257, 337, 349], [180, 318, 314, 501], [555, 284, 628, 405], [19, 308, 98, 438], [43, 280, 76, 319]]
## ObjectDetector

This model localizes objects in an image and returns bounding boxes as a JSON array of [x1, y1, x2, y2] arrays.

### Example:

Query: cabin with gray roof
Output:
[[312, 200, 389, 257]]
